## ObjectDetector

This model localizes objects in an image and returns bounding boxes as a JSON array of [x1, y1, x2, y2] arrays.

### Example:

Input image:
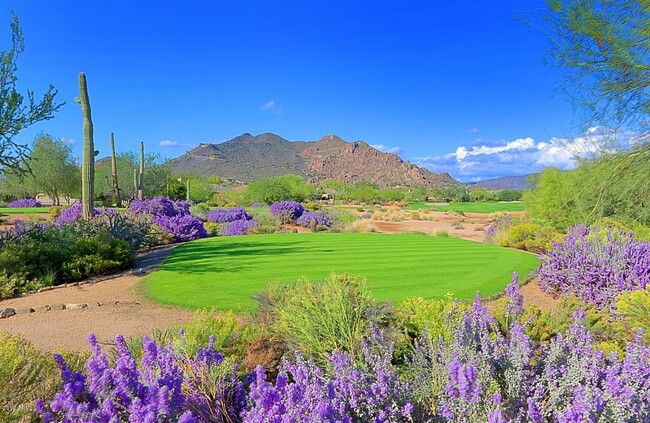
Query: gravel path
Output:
[[0, 246, 194, 351]]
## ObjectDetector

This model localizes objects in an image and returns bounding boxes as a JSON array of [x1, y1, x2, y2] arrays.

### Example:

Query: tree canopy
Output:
[[0, 12, 64, 176]]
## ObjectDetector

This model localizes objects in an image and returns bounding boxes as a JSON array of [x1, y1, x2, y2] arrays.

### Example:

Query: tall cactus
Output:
[[133, 169, 138, 198], [137, 141, 144, 200], [75, 72, 95, 219], [186, 179, 191, 201], [110, 132, 121, 207]]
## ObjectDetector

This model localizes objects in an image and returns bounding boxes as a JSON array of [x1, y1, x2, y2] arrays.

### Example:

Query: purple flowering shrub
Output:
[[154, 215, 208, 242], [207, 206, 251, 224], [220, 218, 259, 236], [244, 330, 414, 422], [7, 198, 42, 208], [130, 196, 206, 242], [270, 201, 304, 224], [295, 210, 330, 227], [130, 196, 190, 218], [407, 277, 650, 422], [538, 225, 650, 308], [37, 333, 245, 423], [206, 206, 259, 236], [54, 204, 101, 226]]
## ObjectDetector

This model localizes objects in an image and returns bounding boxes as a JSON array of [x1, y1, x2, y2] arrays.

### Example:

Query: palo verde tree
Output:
[[28, 134, 80, 205], [545, 0, 649, 135], [0, 12, 64, 176]]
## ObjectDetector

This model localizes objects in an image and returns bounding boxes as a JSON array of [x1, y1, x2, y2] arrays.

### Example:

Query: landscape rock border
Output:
[[0, 300, 141, 319]]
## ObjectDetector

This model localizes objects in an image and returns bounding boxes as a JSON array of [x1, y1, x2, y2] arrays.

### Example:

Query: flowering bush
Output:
[[7, 198, 41, 208], [244, 330, 413, 422], [220, 218, 259, 236], [538, 225, 650, 308], [270, 201, 304, 224], [130, 197, 206, 242], [54, 204, 101, 226], [130, 196, 190, 218], [296, 210, 330, 228], [154, 215, 208, 242], [37, 333, 245, 423], [206, 206, 251, 224]]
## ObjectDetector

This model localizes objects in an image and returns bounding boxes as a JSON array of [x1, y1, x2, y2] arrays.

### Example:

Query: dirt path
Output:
[[0, 246, 194, 351]]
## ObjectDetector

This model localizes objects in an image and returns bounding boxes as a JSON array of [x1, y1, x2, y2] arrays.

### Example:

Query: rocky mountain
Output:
[[169, 133, 459, 188], [474, 174, 538, 190]]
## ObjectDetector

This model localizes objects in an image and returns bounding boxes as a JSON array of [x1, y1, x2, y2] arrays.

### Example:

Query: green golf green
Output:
[[409, 201, 526, 213], [142, 233, 539, 311]]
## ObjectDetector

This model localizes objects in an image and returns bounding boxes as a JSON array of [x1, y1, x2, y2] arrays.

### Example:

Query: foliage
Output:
[[27, 134, 81, 205], [245, 330, 414, 422], [54, 203, 93, 226], [206, 206, 251, 223], [37, 334, 246, 423], [153, 214, 208, 242], [295, 210, 330, 228], [130, 196, 207, 242], [544, 0, 649, 133], [95, 151, 172, 201], [269, 200, 304, 224], [255, 274, 391, 366], [0, 334, 87, 423], [0, 12, 64, 176], [538, 225, 650, 308], [7, 198, 41, 207], [616, 288, 650, 343], [244, 174, 316, 204], [220, 218, 259, 236]]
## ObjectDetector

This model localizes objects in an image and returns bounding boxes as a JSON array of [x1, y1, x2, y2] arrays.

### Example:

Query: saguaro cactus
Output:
[[110, 132, 121, 207], [75, 72, 95, 219], [137, 141, 145, 200], [186, 179, 191, 201]]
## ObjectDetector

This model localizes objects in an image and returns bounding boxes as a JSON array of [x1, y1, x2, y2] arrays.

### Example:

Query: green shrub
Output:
[[256, 274, 391, 366], [204, 221, 220, 237], [189, 203, 211, 220], [434, 230, 450, 238], [0, 271, 41, 300], [0, 334, 87, 423], [616, 288, 650, 343], [394, 295, 467, 348], [62, 255, 122, 280], [497, 222, 563, 253]]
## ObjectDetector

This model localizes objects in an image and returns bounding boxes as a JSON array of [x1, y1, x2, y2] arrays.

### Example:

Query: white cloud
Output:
[[469, 128, 480, 134], [415, 127, 629, 182], [60, 137, 75, 145], [261, 100, 284, 114], [370, 144, 402, 154], [159, 140, 196, 149]]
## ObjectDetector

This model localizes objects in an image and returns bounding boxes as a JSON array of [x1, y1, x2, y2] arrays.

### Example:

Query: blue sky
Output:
[[4, 1, 588, 181]]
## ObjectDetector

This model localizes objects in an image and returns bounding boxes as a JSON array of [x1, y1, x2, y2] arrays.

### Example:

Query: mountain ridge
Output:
[[169, 133, 459, 188]]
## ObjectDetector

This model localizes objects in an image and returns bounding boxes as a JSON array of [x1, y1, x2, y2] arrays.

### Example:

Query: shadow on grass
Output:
[[157, 238, 313, 275]]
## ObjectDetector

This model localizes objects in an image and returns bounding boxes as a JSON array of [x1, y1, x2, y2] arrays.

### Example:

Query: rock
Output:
[[99, 301, 119, 306], [49, 304, 65, 311], [116, 301, 140, 306], [33, 305, 51, 313], [85, 302, 101, 309], [0, 308, 16, 318], [65, 303, 87, 310], [38, 286, 53, 293], [14, 308, 33, 315]]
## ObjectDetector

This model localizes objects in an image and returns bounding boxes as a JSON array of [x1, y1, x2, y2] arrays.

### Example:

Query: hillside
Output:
[[474, 174, 538, 190], [169, 133, 459, 188]]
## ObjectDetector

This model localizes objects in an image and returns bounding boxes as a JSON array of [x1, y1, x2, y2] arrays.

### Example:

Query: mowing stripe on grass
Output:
[[408, 201, 526, 213], [142, 233, 539, 311]]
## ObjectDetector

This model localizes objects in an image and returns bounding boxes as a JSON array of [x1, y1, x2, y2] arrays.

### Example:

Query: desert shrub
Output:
[[270, 200, 304, 224], [435, 230, 450, 237], [219, 218, 260, 236], [341, 219, 376, 233], [302, 201, 320, 211], [0, 334, 87, 423], [410, 211, 421, 220], [616, 288, 650, 343], [256, 274, 391, 366], [189, 202, 211, 220], [244, 330, 413, 422], [0, 271, 41, 300], [474, 225, 485, 231], [7, 198, 41, 208], [130, 196, 190, 217], [538, 225, 650, 309], [451, 221, 464, 229], [154, 214, 208, 242], [248, 225, 276, 235], [484, 212, 518, 244], [497, 223, 564, 253], [206, 206, 251, 223], [75, 211, 153, 252], [37, 334, 246, 423], [295, 210, 330, 228], [54, 203, 100, 226], [204, 221, 220, 237]]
